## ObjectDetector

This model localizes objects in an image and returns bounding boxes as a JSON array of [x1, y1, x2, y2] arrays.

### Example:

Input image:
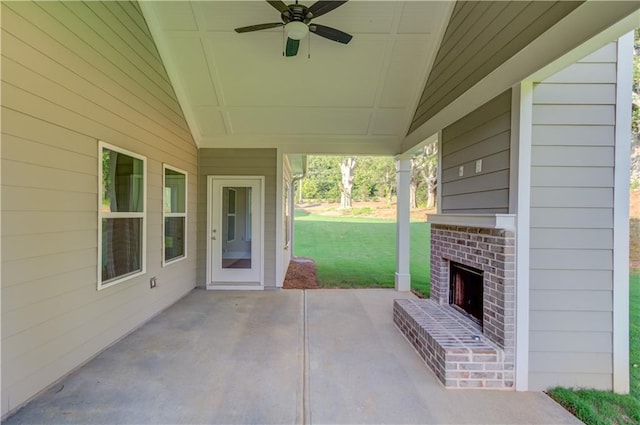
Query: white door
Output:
[[207, 176, 263, 289]]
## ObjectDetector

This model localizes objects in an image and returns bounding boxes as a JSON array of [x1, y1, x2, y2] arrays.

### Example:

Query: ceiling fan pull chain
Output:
[[308, 33, 311, 59], [282, 27, 285, 57]]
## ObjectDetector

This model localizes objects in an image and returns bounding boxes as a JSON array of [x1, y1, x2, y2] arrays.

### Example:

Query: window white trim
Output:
[[162, 164, 188, 267], [97, 141, 147, 290]]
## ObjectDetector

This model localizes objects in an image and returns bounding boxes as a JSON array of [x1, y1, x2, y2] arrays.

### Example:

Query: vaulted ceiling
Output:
[[140, 1, 453, 155], [140, 1, 640, 157]]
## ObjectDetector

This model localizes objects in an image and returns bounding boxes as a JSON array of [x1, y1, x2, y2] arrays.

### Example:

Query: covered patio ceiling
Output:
[[140, 1, 640, 157], [140, 1, 453, 155]]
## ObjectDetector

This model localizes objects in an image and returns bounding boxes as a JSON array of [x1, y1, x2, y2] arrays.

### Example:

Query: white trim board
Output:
[[612, 31, 632, 394], [513, 82, 533, 392], [436, 131, 443, 215], [275, 149, 284, 288], [426, 214, 516, 231]]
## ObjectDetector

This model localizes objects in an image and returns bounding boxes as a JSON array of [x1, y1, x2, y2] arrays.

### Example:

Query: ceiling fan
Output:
[[234, 0, 353, 57]]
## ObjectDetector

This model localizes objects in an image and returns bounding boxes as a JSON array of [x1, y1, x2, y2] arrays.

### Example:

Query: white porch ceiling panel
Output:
[[141, 1, 452, 154]]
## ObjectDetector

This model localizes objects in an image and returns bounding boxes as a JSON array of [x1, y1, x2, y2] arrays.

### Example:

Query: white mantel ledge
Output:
[[426, 214, 516, 230]]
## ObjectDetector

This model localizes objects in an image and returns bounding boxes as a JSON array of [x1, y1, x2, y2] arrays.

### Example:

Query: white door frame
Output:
[[206, 176, 265, 290]]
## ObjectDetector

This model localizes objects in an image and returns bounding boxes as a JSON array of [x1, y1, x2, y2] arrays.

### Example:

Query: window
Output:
[[226, 188, 236, 242], [163, 165, 187, 265], [284, 181, 290, 248], [245, 188, 252, 242], [98, 142, 146, 289]]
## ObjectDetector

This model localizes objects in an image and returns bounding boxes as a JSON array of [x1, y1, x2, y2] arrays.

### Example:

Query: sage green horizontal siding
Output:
[[528, 41, 618, 391], [409, 1, 582, 133], [197, 149, 277, 287], [530, 311, 613, 332], [1, 1, 197, 416], [440, 90, 511, 213]]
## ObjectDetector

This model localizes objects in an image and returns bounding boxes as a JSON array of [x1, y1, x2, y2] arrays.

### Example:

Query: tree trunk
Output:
[[426, 184, 436, 209], [340, 157, 356, 209], [386, 183, 394, 204], [409, 181, 418, 209], [418, 143, 438, 210]]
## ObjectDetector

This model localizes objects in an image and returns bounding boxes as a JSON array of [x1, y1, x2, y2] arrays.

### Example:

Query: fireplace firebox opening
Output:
[[449, 261, 483, 326]]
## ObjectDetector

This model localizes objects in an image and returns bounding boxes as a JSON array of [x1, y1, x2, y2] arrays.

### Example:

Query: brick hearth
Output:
[[394, 299, 510, 388], [395, 222, 516, 389]]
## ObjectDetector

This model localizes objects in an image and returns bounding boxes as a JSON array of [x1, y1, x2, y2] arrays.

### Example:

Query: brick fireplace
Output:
[[394, 216, 516, 389]]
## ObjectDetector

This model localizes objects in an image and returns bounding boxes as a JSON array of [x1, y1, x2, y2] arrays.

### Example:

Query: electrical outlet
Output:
[[475, 159, 483, 173], [458, 166, 464, 177], [150, 277, 157, 289]]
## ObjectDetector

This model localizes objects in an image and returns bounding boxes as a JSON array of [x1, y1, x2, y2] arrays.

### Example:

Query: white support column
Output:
[[395, 158, 411, 292]]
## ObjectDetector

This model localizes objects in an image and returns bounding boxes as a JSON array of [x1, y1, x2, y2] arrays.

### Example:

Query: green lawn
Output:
[[294, 211, 430, 294], [548, 273, 640, 425]]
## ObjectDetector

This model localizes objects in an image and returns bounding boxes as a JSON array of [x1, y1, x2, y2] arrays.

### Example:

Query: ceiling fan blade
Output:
[[285, 38, 300, 57], [307, 1, 348, 19], [266, 0, 289, 14], [235, 22, 284, 33], [309, 24, 352, 44]]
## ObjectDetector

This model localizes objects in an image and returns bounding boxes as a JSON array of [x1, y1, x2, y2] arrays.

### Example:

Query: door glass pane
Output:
[[221, 186, 251, 269]]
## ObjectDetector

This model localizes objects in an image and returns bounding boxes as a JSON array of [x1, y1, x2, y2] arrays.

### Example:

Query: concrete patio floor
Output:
[[5, 289, 581, 424]]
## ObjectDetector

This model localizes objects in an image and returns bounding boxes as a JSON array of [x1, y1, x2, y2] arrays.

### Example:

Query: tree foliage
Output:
[[631, 29, 640, 189], [302, 156, 342, 201], [633, 28, 639, 134], [301, 150, 437, 209], [410, 143, 438, 209], [302, 156, 396, 202], [353, 157, 396, 202]]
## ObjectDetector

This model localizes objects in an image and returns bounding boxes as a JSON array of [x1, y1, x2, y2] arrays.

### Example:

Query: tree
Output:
[[632, 28, 639, 134], [631, 28, 640, 189], [409, 143, 438, 209], [302, 156, 341, 201], [339, 157, 356, 208], [379, 159, 397, 204], [352, 156, 396, 202], [300, 155, 396, 205]]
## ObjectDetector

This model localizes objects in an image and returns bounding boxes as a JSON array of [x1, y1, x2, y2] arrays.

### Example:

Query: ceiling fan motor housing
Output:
[[281, 4, 312, 24]]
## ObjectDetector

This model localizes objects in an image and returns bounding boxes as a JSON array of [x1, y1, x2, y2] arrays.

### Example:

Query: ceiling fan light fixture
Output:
[[285, 21, 308, 40]]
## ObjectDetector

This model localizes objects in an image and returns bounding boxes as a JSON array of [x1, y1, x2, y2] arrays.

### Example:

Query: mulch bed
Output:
[[282, 257, 320, 289]]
